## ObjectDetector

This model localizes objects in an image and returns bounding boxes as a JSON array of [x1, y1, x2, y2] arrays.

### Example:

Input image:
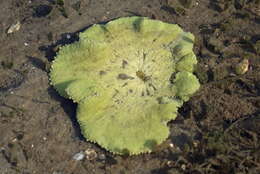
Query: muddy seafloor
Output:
[[0, 0, 260, 174]]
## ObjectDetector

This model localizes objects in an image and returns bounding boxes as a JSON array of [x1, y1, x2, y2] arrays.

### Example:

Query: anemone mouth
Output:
[[136, 70, 150, 82]]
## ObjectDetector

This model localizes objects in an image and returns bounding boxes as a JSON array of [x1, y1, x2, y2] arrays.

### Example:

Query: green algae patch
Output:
[[49, 16, 200, 155]]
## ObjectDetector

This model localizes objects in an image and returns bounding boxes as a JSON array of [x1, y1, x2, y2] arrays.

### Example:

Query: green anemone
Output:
[[50, 16, 200, 155]]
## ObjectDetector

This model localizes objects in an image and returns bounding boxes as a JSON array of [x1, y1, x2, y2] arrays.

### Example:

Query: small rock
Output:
[[66, 34, 71, 39], [98, 154, 106, 160], [235, 59, 249, 75], [192, 140, 199, 148], [169, 143, 174, 148], [12, 138, 17, 142], [72, 151, 85, 161], [166, 160, 175, 167], [7, 21, 21, 34], [85, 148, 97, 160], [181, 164, 186, 170]]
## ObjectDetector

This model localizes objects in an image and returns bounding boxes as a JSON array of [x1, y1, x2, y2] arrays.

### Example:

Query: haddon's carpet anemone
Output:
[[50, 16, 200, 155]]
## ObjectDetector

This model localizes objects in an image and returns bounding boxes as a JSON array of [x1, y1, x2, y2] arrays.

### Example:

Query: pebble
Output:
[[85, 148, 97, 160], [98, 154, 106, 160], [7, 21, 21, 34], [235, 59, 249, 75], [193, 140, 199, 148], [166, 160, 175, 167], [0, 147, 5, 152], [169, 143, 174, 148], [72, 151, 85, 161], [181, 164, 186, 170], [12, 138, 17, 142], [66, 34, 71, 39]]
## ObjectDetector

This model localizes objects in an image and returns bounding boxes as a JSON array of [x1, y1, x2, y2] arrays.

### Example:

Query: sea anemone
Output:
[[50, 16, 200, 155]]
